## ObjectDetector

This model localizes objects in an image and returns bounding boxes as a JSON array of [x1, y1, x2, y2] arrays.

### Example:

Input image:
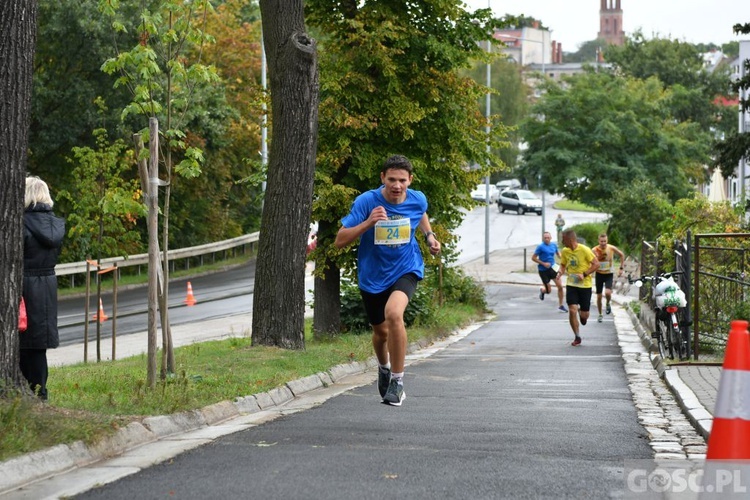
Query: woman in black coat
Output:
[[21, 176, 65, 400]]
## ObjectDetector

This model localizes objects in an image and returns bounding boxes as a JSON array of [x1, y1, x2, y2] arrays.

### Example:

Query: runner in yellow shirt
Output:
[[556, 229, 600, 346]]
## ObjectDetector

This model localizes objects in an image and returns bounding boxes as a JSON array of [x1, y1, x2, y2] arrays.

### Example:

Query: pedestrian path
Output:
[[461, 246, 720, 440]]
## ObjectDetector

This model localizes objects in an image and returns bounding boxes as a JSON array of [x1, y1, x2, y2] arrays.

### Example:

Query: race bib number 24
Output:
[[374, 218, 411, 245]]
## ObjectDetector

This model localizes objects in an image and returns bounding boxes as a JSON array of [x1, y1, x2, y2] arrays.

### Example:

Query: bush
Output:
[[569, 221, 608, 247], [338, 264, 485, 334]]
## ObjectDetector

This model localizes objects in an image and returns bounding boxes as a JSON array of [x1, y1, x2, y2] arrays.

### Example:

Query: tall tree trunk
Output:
[[252, 0, 319, 349], [0, 0, 37, 395], [313, 220, 341, 338]]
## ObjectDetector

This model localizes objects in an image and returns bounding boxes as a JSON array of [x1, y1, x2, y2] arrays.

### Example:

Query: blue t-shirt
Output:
[[534, 241, 558, 271], [340, 187, 428, 293]]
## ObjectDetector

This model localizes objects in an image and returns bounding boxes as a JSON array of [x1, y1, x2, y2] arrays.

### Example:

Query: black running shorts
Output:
[[538, 267, 557, 285], [360, 273, 419, 326], [595, 273, 614, 294], [566, 286, 592, 312]]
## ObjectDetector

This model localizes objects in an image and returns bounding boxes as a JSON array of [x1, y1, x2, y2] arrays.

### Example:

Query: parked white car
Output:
[[470, 183, 499, 203]]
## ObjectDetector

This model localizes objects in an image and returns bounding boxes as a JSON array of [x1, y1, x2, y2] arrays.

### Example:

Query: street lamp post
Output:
[[484, 23, 491, 265], [497, 31, 548, 239], [483, 0, 492, 265]]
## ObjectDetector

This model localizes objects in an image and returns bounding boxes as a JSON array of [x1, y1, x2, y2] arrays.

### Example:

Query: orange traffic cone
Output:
[[701, 320, 750, 497], [706, 320, 750, 460], [185, 281, 197, 306], [91, 298, 108, 323]]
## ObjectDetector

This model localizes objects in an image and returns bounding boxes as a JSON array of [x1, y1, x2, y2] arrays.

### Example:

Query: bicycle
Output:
[[629, 271, 691, 361]]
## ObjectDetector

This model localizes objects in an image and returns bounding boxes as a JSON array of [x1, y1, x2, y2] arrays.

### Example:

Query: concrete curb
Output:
[[0, 328, 469, 496], [616, 293, 713, 441]]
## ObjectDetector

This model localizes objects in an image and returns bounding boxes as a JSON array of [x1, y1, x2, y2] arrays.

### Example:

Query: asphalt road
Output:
[[74, 283, 653, 499], [56, 260, 257, 347]]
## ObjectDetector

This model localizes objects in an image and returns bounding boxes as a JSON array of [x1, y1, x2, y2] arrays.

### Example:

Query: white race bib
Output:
[[374, 218, 411, 246]]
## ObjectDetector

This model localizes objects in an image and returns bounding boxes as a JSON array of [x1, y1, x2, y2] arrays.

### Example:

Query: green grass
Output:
[[552, 199, 599, 212], [0, 301, 483, 462]]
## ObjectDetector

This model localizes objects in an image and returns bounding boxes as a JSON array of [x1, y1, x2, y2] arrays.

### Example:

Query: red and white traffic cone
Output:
[[701, 320, 750, 497]]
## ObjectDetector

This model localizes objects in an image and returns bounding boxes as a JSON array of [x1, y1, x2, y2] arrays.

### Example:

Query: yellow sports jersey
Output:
[[593, 244, 616, 274], [561, 244, 597, 289]]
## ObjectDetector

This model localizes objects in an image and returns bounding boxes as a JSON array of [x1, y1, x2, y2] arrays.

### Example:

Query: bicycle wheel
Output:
[[664, 320, 676, 360], [655, 321, 669, 360], [674, 323, 689, 361]]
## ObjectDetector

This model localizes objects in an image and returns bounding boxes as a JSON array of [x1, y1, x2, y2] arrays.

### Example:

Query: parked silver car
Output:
[[497, 189, 543, 215], [495, 178, 522, 192]]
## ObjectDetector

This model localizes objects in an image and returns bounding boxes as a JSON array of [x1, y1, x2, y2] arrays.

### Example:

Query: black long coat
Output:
[[21, 204, 65, 350]]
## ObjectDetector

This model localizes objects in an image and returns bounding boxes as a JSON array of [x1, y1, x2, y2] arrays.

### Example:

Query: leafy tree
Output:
[[57, 127, 146, 263], [29, 0, 133, 185], [722, 41, 739, 59], [306, 1, 510, 336], [251, 0, 319, 349], [199, 0, 265, 234], [520, 71, 710, 208], [604, 31, 730, 132], [606, 180, 672, 255], [464, 55, 529, 177], [1, 0, 37, 395], [564, 39, 606, 64], [713, 23, 750, 178], [99, 0, 222, 380]]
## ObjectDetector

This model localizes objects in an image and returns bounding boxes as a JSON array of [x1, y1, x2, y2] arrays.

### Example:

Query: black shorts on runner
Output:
[[360, 273, 419, 326], [566, 286, 592, 312], [595, 273, 614, 294], [538, 267, 557, 285]]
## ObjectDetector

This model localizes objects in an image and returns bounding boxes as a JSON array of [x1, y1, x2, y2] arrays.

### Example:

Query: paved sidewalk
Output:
[[462, 246, 721, 440]]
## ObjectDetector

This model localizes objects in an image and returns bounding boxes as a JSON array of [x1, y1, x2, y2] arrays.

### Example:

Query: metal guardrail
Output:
[[55, 231, 260, 276]]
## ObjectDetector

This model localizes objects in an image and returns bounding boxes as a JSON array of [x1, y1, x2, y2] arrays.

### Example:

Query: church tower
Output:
[[598, 0, 625, 46]]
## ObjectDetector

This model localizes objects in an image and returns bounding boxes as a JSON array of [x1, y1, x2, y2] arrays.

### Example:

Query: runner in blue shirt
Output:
[[531, 231, 567, 313], [335, 155, 440, 406]]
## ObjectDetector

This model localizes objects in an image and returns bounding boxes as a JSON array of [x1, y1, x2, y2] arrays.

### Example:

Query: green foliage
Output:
[[520, 71, 710, 208], [713, 22, 750, 177], [339, 279, 370, 333], [98, 0, 220, 180], [655, 195, 747, 261], [423, 263, 487, 310], [563, 39, 606, 63], [57, 128, 146, 261], [337, 262, 486, 334], [307, 0, 512, 273], [464, 55, 529, 177], [338, 278, 436, 334], [30, 0, 135, 187], [606, 179, 672, 255], [569, 221, 608, 248]]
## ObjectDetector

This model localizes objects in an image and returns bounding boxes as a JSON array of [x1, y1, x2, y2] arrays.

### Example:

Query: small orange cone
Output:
[[91, 298, 108, 323], [185, 281, 197, 306]]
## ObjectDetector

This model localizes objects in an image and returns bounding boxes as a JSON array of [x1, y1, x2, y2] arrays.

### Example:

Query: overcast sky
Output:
[[462, 0, 750, 52]]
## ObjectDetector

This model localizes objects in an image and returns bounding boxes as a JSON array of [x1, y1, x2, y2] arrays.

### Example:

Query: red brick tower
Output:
[[598, 0, 625, 46]]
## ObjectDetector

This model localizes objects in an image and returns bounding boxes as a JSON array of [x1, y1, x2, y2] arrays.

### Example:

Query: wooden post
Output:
[[84, 258, 91, 363], [147, 118, 160, 388]]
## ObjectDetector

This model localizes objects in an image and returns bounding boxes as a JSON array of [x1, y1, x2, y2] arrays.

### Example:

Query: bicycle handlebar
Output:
[[627, 271, 683, 284]]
